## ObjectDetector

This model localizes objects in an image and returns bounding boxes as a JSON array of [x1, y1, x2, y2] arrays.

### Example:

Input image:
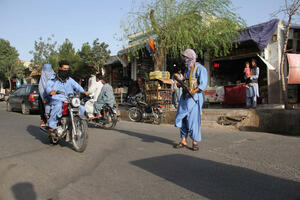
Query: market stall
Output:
[[210, 55, 268, 107], [145, 71, 174, 111]]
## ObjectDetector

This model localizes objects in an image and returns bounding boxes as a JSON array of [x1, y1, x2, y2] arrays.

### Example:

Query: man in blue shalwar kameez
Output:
[[174, 49, 208, 151], [46, 60, 88, 135]]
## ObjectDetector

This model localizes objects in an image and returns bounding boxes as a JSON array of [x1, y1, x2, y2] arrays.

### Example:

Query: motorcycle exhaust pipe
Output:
[[40, 126, 51, 135]]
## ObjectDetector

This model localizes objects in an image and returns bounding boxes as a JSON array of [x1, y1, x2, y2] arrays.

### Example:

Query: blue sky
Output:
[[0, 0, 294, 61]]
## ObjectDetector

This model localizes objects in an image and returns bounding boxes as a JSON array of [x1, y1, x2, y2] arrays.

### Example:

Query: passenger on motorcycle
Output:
[[91, 77, 116, 119], [46, 60, 88, 135], [85, 73, 103, 118]]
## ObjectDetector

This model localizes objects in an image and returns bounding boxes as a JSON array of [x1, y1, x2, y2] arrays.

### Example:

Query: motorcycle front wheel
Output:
[[128, 107, 142, 122], [72, 116, 88, 152], [152, 111, 162, 125]]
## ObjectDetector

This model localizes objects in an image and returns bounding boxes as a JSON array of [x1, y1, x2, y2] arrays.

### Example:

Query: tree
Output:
[[0, 38, 24, 90], [57, 39, 80, 73], [78, 39, 111, 73], [121, 0, 244, 71], [29, 35, 58, 71], [91, 39, 111, 73], [273, 0, 300, 109], [77, 42, 97, 78]]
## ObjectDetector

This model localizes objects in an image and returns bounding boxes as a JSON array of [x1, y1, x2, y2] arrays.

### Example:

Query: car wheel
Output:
[[7, 102, 12, 112], [21, 103, 30, 115]]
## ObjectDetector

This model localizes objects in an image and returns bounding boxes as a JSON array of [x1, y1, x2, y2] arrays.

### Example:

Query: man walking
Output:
[[174, 49, 208, 151]]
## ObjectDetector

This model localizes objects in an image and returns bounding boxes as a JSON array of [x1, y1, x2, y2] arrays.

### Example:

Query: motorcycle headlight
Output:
[[71, 98, 81, 107], [112, 108, 117, 114]]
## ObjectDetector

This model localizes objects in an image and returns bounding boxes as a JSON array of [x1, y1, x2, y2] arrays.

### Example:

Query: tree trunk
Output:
[[280, 16, 292, 109], [8, 77, 12, 92], [153, 47, 166, 71]]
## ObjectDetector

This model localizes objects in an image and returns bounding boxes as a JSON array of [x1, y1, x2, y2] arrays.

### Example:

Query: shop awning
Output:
[[158, 78, 174, 85], [287, 53, 300, 84], [118, 43, 146, 55], [257, 55, 275, 70]]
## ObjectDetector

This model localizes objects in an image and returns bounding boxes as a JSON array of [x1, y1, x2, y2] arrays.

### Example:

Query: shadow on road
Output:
[[26, 125, 73, 149], [131, 154, 300, 200], [11, 182, 36, 200], [116, 129, 177, 146], [26, 125, 49, 144]]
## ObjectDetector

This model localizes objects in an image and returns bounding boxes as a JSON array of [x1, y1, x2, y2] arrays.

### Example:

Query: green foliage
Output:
[[77, 38, 111, 73], [122, 0, 245, 69], [29, 36, 110, 79], [76, 42, 96, 78], [29, 35, 58, 70], [0, 38, 23, 79], [57, 39, 80, 76]]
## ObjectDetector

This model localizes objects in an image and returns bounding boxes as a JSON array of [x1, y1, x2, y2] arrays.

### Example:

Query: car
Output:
[[6, 84, 40, 115]]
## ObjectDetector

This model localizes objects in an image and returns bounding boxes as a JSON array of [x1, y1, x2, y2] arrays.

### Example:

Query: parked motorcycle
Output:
[[125, 92, 144, 106], [128, 98, 163, 125], [40, 92, 88, 152]]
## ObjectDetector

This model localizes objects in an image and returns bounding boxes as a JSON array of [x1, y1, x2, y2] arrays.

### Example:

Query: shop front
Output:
[[204, 19, 282, 107]]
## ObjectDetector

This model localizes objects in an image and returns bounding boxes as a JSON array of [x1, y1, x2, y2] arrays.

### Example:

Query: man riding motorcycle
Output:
[[85, 73, 103, 118], [90, 76, 116, 119], [46, 60, 88, 136]]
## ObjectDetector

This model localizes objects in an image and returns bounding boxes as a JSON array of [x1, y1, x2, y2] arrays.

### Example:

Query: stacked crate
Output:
[[145, 79, 173, 111]]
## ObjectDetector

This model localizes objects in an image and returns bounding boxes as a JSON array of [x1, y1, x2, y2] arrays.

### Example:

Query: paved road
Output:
[[0, 101, 299, 200]]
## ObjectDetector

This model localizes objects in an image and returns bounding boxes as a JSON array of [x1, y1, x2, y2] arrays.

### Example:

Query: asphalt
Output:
[[0, 101, 299, 200]]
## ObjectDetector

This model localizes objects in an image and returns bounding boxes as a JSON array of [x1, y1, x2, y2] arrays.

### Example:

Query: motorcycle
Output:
[[82, 96, 119, 129], [125, 92, 144, 106], [128, 97, 163, 125], [40, 92, 88, 152], [88, 103, 119, 129]]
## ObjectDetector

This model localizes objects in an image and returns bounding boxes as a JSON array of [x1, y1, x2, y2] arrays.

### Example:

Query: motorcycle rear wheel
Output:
[[128, 107, 142, 122], [103, 112, 118, 130], [49, 135, 59, 145], [72, 116, 88, 152]]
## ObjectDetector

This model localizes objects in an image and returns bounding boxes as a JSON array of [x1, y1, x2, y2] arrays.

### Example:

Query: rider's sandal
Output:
[[192, 143, 199, 151], [174, 142, 187, 149], [40, 121, 46, 127], [89, 114, 101, 120]]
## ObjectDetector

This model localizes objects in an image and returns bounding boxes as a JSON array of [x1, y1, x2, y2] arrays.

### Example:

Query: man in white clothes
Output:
[[85, 73, 103, 118]]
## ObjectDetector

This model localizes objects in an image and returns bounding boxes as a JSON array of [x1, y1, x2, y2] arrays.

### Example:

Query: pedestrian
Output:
[[246, 59, 260, 108], [172, 67, 184, 109], [174, 49, 208, 151], [38, 64, 55, 126]]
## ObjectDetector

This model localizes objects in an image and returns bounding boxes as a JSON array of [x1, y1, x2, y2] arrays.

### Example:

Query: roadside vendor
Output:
[[246, 59, 260, 108]]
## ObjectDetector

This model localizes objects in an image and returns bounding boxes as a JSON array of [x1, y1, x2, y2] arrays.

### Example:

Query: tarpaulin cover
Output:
[[224, 84, 247, 105], [287, 53, 300, 84], [235, 19, 279, 51]]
